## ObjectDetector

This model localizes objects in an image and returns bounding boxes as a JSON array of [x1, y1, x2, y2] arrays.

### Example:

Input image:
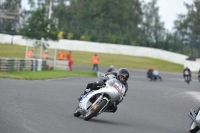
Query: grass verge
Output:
[[0, 70, 96, 80]]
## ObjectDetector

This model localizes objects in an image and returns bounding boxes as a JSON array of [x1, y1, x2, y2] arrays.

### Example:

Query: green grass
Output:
[[0, 43, 183, 73], [0, 43, 26, 58], [0, 70, 96, 80]]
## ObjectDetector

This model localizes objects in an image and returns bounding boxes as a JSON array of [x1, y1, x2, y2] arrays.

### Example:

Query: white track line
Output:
[[185, 92, 200, 102]]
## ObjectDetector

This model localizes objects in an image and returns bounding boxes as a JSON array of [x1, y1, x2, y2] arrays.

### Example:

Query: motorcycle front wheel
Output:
[[185, 76, 190, 84], [189, 122, 200, 133], [187, 78, 191, 84], [74, 106, 81, 117], [157, 75, 162, 81], [84, 99, 107, 121], [189, 107, 200, 133]]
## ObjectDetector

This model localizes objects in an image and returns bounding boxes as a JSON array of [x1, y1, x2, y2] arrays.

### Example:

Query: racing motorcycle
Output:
[[188, 107, 200, 133], [184, 71, 191, 84], [147, 70, 162, 81], [73, 78, 124, 121]]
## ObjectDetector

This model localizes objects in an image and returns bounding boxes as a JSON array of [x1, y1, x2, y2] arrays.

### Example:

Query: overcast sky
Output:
[[147, 0, 193, 31], [21, 0, 194, 31]]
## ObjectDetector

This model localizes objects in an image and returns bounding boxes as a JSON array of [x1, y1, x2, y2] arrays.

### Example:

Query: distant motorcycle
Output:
[[184, 71, 191, 84], [147, 70, 162, 81], [188, 107, 200, 133]]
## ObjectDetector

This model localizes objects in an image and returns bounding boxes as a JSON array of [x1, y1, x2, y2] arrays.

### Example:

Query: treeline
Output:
[[1, 0, 200, 57]]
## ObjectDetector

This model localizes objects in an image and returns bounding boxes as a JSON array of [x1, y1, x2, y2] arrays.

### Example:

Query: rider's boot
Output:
[[78, 82, 104, 101], [78, 83, 94, 101], [104, 104, 118, 113], [78, 88, 91, 101]]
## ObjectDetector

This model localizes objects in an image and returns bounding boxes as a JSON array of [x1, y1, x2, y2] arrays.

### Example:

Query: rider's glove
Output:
[[86, 83, 93, 89], [96, 81, 105, 86]]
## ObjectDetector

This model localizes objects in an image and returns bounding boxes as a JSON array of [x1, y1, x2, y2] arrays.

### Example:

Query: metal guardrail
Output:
[[0, 58, 47, 73], [46, 60, 69, 70], [0, 58, 71, 72]]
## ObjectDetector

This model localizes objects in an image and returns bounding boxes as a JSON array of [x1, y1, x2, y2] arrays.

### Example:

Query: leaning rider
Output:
[[147, 67, 154, 80], [78, 68, 130, 113]]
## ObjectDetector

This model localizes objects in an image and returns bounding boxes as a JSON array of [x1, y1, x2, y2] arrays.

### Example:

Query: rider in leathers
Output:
[[78, 68, 129, 113], [183, 66, 191, 81]]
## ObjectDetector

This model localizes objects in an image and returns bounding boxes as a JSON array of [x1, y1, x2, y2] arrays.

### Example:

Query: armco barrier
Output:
[[0, 58, 70, 72], [0, 58, 47, 73], [46, 60, 69, 70]]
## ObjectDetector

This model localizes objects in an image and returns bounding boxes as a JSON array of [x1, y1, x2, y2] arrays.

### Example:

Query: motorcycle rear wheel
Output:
[[84, 99, 107, 121], [187, 79, 190, 84]]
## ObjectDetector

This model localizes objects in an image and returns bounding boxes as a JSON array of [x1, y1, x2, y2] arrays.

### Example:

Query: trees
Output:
[[20, 6, 58, 41], [0, 0, 21, 34], [174, 0, 200, 57], [4, 0, 196, 55], [19, 6, 59, 56], [52, 0, 143, 45], [140, 0, 165, 48]]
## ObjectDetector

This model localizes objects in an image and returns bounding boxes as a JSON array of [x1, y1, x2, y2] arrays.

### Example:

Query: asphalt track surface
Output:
[[0, 67, 199, 133]]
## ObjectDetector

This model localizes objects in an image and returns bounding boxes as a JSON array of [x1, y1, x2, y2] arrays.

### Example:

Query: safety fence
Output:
[[0, 58, 47, 72], [0, 58, 70, 73], [46, 60, 69, 70]]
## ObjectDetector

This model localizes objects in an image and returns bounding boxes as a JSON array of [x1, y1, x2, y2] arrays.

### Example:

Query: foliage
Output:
[[140, 0, 165, 48], [174, 0, 200, 57], [19, 6, 59, 41], [51, 0, 143, 45], [2, 0, 200, 57], [0, 0, 21, 34], [58, 31, 64, 39], [67, 33, 74, 39]]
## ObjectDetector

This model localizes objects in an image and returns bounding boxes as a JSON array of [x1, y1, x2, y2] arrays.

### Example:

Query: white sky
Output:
[[144, 0, 193, 30], [21, 0, 194, 31]]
